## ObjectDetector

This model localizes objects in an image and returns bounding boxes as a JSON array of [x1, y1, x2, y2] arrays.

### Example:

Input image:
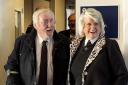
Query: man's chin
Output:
[[46, 32, 54, 38]]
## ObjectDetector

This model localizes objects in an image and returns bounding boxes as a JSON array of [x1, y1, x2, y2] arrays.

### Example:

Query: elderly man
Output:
[[5, 9, 69, 85]]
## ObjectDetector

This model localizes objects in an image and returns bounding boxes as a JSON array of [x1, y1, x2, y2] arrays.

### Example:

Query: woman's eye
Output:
[[87, 23, 91, 26], [94, 23, 98, 26]]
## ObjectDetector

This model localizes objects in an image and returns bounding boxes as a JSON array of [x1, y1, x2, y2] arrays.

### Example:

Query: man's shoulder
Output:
[[60, 29, 70, 33], [15, 33, 34, 46], [15, 34, 28, 41], [59, 29, 70, 37], [60, 29, 70, 34], [16, 29, 36, 42], [55, 32, 70, 44]]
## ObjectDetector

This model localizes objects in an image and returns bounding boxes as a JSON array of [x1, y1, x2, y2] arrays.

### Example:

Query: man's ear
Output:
[[33, 24, 37, 29]]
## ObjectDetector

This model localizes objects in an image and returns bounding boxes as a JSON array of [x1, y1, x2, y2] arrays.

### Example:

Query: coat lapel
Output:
[[25, 29, 37, 79]]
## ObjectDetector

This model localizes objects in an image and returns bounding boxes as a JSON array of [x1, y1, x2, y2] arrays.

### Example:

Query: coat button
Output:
[[85, 71, 88, 75], [33, 81, 37, 85]]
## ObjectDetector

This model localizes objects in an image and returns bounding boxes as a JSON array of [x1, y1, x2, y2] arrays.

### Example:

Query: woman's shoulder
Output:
[[71, 36, 83, 44], [106, 38, 118, 44], [105, 38, 120, 49]]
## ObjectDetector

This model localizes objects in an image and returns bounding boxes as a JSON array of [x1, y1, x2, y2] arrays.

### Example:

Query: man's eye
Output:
[[50, 19, 53, 22], [44, 20, 48, 25]]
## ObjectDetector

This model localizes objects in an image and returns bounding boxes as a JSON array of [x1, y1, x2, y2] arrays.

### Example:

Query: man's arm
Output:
[[4, 37, 23, 85]]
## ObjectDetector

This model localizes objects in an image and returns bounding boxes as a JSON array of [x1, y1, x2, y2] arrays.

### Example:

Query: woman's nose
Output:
[[90, 24, 95, 29]]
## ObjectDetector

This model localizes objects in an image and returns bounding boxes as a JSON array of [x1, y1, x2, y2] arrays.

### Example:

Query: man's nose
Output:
[[47, 21, 53, 27]]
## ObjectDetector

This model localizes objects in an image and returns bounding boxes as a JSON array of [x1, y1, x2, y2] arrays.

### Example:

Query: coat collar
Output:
[[25, 29, 64, 50]]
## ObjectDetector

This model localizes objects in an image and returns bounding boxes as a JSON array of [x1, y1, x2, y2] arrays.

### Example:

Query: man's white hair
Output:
[[78, 8, 105, 37], [33, 8, 55, 25]]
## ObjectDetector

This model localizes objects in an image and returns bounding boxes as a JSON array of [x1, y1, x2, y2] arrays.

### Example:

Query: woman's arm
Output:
[[107, 39, 128, 85]]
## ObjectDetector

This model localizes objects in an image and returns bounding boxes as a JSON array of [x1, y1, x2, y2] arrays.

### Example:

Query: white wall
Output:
[[122, 0, 128, 68], [76, 0, 128, 67], [0, 0, 24, 85]]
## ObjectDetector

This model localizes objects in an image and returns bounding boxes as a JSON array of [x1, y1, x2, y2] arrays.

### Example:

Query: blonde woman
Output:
[[67, 8, 128, 85]]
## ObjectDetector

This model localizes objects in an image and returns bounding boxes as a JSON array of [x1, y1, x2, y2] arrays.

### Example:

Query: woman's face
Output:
[[83, 17, 101, 39]]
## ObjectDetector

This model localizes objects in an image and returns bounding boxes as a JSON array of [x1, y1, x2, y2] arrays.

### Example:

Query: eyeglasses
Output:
[[40, 19, 54, 26]]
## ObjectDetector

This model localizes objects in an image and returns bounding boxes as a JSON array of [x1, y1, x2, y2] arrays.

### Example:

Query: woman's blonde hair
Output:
[[78, 8, 105, 37]]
